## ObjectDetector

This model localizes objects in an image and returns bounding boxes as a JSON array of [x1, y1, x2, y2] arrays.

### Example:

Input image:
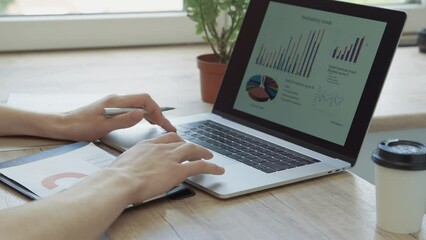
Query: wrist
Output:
[[50, 113, 75, 140], [75, 168, 139, 208], [35, 112, 69, 140], [39, 112, 83, 141]]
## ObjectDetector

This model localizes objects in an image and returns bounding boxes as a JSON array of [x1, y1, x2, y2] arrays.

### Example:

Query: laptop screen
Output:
[[232, 1, 386, 146], [214, 0, 406, 163]]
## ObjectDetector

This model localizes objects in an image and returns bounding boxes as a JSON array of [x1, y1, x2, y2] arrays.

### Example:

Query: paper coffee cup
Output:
[[372, 139, 426, 234]]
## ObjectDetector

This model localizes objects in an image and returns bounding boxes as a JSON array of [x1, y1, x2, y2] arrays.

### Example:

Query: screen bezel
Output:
[[213, 0, 406, 165]]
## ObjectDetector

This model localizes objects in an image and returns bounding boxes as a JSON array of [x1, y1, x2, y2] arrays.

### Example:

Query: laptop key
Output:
[[189, 138, 229, 156], [177, 120, 321, 173], [251, 164, 276, 173]]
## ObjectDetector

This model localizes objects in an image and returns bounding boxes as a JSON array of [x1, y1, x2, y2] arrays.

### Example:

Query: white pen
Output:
[[103, 106, 175, 118]]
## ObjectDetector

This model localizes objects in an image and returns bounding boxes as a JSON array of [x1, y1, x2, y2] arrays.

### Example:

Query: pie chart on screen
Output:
[[246, 75, 278, 102]]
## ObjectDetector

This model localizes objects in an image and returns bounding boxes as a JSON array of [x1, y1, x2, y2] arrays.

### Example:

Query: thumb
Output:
[[109, 110, 144, 129]]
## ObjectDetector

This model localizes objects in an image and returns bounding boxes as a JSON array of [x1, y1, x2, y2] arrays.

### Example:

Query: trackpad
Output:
[[187, 163, 280, 198], [209, 154, 240, 167]]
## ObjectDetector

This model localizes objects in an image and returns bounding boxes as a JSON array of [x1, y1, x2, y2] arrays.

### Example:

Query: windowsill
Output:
[[369, 46, 426, 132], [399, 33, 419, 46], [0, 44, 424, 132]]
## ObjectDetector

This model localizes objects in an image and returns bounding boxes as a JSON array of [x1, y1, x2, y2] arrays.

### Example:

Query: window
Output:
[[0, 0, 200, 51], [1, 0, 183, 15], [340, 0, 426, 45], [0, 0, 424, 51]]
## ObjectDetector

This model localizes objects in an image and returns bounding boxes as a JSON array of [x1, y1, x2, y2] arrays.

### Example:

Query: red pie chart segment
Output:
[[246, 75, 278, 102]]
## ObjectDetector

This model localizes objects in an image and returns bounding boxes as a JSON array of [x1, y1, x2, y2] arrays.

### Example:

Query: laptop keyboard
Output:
[[176, 120, 320, 173]]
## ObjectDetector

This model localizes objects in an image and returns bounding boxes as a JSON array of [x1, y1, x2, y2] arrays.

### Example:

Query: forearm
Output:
[[0, 105, 66, 139], [0, 94, 176, 141], [0, 168, 135, 240]]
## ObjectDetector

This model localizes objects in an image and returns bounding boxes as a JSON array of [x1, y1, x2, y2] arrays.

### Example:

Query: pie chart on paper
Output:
[[246, 75, 278, 102]]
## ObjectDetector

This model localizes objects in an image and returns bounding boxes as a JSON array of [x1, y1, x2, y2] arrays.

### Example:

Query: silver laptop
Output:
[[103, 0, 406, 198]]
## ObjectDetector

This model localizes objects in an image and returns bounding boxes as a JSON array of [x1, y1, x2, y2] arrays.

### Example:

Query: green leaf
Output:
[[184, 0, 250, 63], [0, 0, 14, 12]]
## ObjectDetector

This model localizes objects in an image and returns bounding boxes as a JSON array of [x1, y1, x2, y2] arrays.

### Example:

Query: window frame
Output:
[[0, 0, 424, 52], [386, 1, 426, 33], [0, 12, 200, 52], [383, 1, 426, 45]]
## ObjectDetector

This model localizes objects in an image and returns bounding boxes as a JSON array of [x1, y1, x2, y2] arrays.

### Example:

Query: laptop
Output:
[[103, 0, 406, 198]]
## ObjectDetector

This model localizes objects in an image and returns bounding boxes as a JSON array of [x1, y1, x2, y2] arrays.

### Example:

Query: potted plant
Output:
[[184, 0, 249, 103], [0, 0, 14, 13]]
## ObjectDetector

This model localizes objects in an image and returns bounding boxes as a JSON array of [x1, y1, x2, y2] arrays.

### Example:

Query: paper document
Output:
[[0, 143, 115, 198]]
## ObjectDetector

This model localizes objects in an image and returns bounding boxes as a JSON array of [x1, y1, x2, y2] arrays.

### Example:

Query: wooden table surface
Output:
[[1, 147, 425, 239], [0, 45, 426, 239]]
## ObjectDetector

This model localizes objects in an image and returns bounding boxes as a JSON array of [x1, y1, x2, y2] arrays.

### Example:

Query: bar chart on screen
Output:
[[331, 36, 366, 64], [254, 29, 325, 79]]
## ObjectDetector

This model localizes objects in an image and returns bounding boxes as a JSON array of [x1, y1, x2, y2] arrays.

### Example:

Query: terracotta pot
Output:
[[197, 54, 227, 104]]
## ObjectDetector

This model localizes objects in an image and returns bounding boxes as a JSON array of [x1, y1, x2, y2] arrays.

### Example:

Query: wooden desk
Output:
[[0, 45, 426, 239], [0, 148, 425, 240]]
